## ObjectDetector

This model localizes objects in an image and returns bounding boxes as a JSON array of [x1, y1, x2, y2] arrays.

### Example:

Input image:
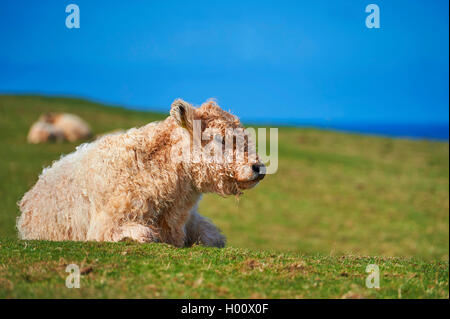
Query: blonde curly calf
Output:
[[17, 99, 265, 247]]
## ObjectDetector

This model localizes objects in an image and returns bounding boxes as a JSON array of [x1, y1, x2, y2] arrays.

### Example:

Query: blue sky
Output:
[[0, 0, 448, 125]]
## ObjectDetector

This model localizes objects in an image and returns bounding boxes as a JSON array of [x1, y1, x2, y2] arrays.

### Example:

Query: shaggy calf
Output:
[[17, 99, 265, 247]]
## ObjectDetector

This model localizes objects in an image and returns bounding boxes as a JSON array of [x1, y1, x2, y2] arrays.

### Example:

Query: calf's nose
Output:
[[251, 163, 266, 178]]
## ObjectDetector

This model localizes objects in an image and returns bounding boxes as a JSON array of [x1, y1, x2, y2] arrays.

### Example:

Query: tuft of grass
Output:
[[0, 95, 448, 298]]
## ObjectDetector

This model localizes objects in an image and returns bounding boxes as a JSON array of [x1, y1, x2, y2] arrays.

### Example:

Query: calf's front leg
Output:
[[112, 222, 160, 243], [87, 211, 159, 243], [184, 210, 226, 248]]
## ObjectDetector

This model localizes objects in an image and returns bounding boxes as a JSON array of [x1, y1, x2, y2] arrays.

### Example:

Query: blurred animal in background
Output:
[[27, 112, 92, 143], [27, 121, 66, 144]]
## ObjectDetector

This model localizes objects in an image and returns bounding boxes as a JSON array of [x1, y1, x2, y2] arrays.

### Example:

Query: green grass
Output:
[[0, 95, 448, 298], [0, 240, 448, 298]]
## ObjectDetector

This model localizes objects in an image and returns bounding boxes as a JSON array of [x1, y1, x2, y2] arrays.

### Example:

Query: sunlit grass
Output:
[[0, 240, 448, 298]]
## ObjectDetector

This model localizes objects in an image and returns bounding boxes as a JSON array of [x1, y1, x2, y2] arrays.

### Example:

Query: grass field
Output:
[[0, 95, 448, 298]]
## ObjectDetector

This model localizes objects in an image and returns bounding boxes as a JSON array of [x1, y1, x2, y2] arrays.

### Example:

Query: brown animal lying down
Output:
[[27, 112, 92, 143], [17, 99, 266, 248]]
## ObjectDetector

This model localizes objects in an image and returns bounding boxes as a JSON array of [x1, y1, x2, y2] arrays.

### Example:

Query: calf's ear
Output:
[[170, 99, 195, 132]]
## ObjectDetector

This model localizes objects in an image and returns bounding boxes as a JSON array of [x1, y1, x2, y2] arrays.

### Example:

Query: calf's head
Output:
[[170, 99, 265, 195]]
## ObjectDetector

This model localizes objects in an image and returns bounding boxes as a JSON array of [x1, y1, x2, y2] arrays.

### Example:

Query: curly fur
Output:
[[17, 99, 264, 247]]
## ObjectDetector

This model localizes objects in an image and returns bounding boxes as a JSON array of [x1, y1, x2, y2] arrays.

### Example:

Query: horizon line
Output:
[[1, 92, 448, 141]]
